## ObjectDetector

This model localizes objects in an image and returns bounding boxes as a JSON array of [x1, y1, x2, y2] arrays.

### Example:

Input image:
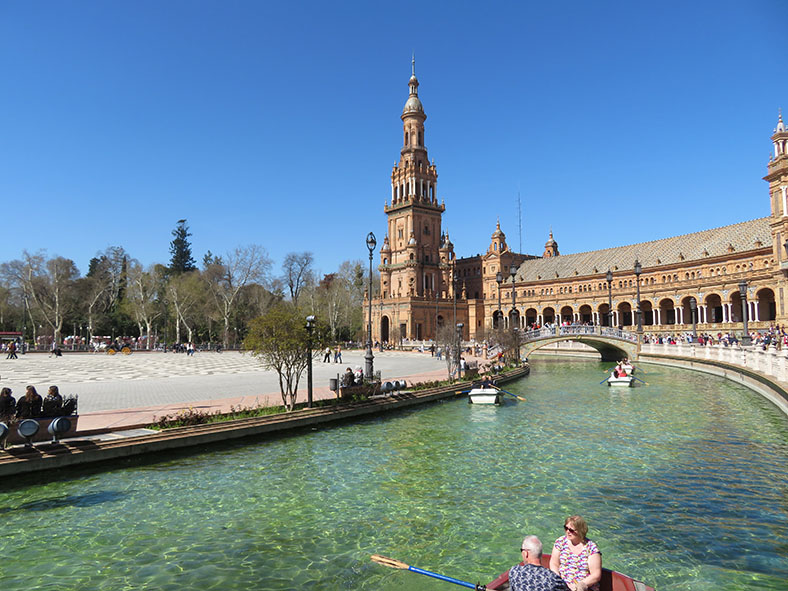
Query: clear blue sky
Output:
[[2, 1, 787, 279]]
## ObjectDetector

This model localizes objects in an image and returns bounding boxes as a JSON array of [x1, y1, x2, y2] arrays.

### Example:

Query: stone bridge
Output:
[[520, 326, 640, 362]]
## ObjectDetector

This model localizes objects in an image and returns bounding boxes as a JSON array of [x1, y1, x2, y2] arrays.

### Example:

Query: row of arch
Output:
[[492, 288, 777, 329]]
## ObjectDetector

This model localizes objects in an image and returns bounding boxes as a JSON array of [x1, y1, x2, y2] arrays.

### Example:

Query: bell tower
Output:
[[766, 110, 788, 269], [380, 58, 448, 299]]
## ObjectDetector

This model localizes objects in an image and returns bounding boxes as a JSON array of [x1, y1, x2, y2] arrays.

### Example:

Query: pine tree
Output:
[[169, 219, 196, 274]]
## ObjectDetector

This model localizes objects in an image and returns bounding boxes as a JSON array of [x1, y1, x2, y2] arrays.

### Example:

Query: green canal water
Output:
[[1, 358, 788, 590]]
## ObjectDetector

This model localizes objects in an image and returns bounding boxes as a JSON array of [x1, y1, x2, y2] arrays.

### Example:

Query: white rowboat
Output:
[[467, 387, 504, 404]]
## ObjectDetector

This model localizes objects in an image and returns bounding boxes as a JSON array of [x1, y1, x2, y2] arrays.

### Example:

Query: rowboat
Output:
[[467, 387, 504, 405], [607, 374, 634, 387], [487, 554, 654, 591]]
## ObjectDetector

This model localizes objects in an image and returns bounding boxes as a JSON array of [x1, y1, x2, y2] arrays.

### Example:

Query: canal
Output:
[[1, 358, 787, 590]]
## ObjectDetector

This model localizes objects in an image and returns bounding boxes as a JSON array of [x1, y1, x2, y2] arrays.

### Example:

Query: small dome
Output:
[[777, 112, 786, 133], [403, 95, 423, 114]]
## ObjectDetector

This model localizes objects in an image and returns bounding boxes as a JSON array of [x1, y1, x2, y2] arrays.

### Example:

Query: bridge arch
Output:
[[521, 328, 638, 362]]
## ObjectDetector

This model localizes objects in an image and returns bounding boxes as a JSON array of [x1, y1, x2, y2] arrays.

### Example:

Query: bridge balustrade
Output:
[[522, 325, 638, 343]]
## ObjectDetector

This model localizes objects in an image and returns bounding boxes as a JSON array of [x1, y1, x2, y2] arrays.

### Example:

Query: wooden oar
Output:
[[370, 554, 487, 590], [632, 376, 649, 385], [599, 376, 611, 385], [492, 385, 526, 402]]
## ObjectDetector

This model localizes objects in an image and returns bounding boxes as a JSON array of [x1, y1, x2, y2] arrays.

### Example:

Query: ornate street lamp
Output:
[[495, 271, 503, 329], [738, 280, 751, 346], [689, 297, 697, 341], [365, 232, 377, 380], [606, 269, 614, 328], [510, 265, 518, 329], [634, 260, 642, 335], [510, 264, 520, 362], [456, 322, 464, 378], [305, 315, 315, 408], [453, 270, 459, 333]]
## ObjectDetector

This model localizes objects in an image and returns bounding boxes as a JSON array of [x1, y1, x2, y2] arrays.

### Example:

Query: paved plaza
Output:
[[0, 349, 454, 432]]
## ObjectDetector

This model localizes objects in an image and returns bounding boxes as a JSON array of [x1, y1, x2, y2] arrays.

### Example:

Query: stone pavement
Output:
[[0, 349, 477, 433]]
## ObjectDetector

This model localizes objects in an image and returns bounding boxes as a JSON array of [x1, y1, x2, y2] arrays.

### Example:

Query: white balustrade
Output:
[[640, 341, 787, 385]]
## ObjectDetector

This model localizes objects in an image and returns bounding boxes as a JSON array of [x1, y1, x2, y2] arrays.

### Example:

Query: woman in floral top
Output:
[[549, 515, 601, 591]]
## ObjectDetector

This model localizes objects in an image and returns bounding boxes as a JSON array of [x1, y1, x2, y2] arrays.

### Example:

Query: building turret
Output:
[[488, 220, 508, 254], [543, 230, 559, 258], [766, 110, 788, 270]]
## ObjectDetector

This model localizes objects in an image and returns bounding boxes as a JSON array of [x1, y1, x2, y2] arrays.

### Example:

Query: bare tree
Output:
[[1, 252, 79, 345], [166, 270, 204, 344], [281, 251, 314, 307], [204, 244, 272, 348], [126, 262, 164, 349], [437, 324, 459, 379]]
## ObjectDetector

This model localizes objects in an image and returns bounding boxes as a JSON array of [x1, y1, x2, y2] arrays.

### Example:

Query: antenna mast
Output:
[[517, 185, 522, 253]]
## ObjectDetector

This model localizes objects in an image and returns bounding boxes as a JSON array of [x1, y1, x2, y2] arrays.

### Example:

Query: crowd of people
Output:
[[508, 514, 601, 591], [642, 324, 787, 349], [0, 385, 77, 421]]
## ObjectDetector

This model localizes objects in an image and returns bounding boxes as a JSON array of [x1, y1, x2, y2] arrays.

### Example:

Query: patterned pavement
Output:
[[0, 349, 456, 432]]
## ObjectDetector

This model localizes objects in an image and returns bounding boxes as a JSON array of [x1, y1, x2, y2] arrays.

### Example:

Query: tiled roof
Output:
[[516, 217, 771, 282]]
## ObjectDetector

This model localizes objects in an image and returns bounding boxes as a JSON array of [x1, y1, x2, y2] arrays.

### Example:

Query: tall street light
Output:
[[496, 271, 503, 328], [634, 260, 642, 336], [738, 280, 751, 346], [306, 315, 315, 408], [365, 232, 377, 380], [456, 322, 464, 378], [453, 270, 459, 334], [510, 265, 518, 329], [510, 264, 519, 362], [606, 269, 613, 328], [689, 297, 697, 341]]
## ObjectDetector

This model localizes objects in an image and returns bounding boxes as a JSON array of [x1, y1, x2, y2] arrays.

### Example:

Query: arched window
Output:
[[405, 132, 409, 145]]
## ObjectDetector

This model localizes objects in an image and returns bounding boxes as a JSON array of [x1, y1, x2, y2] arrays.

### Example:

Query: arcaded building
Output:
[[368, 68, 787, 343]]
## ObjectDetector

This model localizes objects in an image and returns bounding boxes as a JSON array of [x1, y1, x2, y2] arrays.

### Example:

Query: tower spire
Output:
[[412, 52, 416, 77]]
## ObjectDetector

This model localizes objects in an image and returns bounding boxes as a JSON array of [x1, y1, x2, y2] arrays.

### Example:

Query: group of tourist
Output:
[[0, 385, 75, 421], [3, 339, 21, 359], [322, 346, 343, 363], [642, 323, 788, 350], [341, 366, 364, 387], [508, 515, 601, 591]]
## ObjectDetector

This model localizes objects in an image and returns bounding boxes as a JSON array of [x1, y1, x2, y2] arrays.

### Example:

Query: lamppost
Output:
[[689, 297, 697, 341], [738, 280, 751, 346], [306, 315, 315, 408], [510, 265, 519, 362], [510, 265, 518, 329], [606, 269, 614, 328], [634, 260, 642, 336], [365, 232, 377, 380], [456, 322, 464, 378], [453, 270, 459, 334], [496, 271, 503, 328]]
